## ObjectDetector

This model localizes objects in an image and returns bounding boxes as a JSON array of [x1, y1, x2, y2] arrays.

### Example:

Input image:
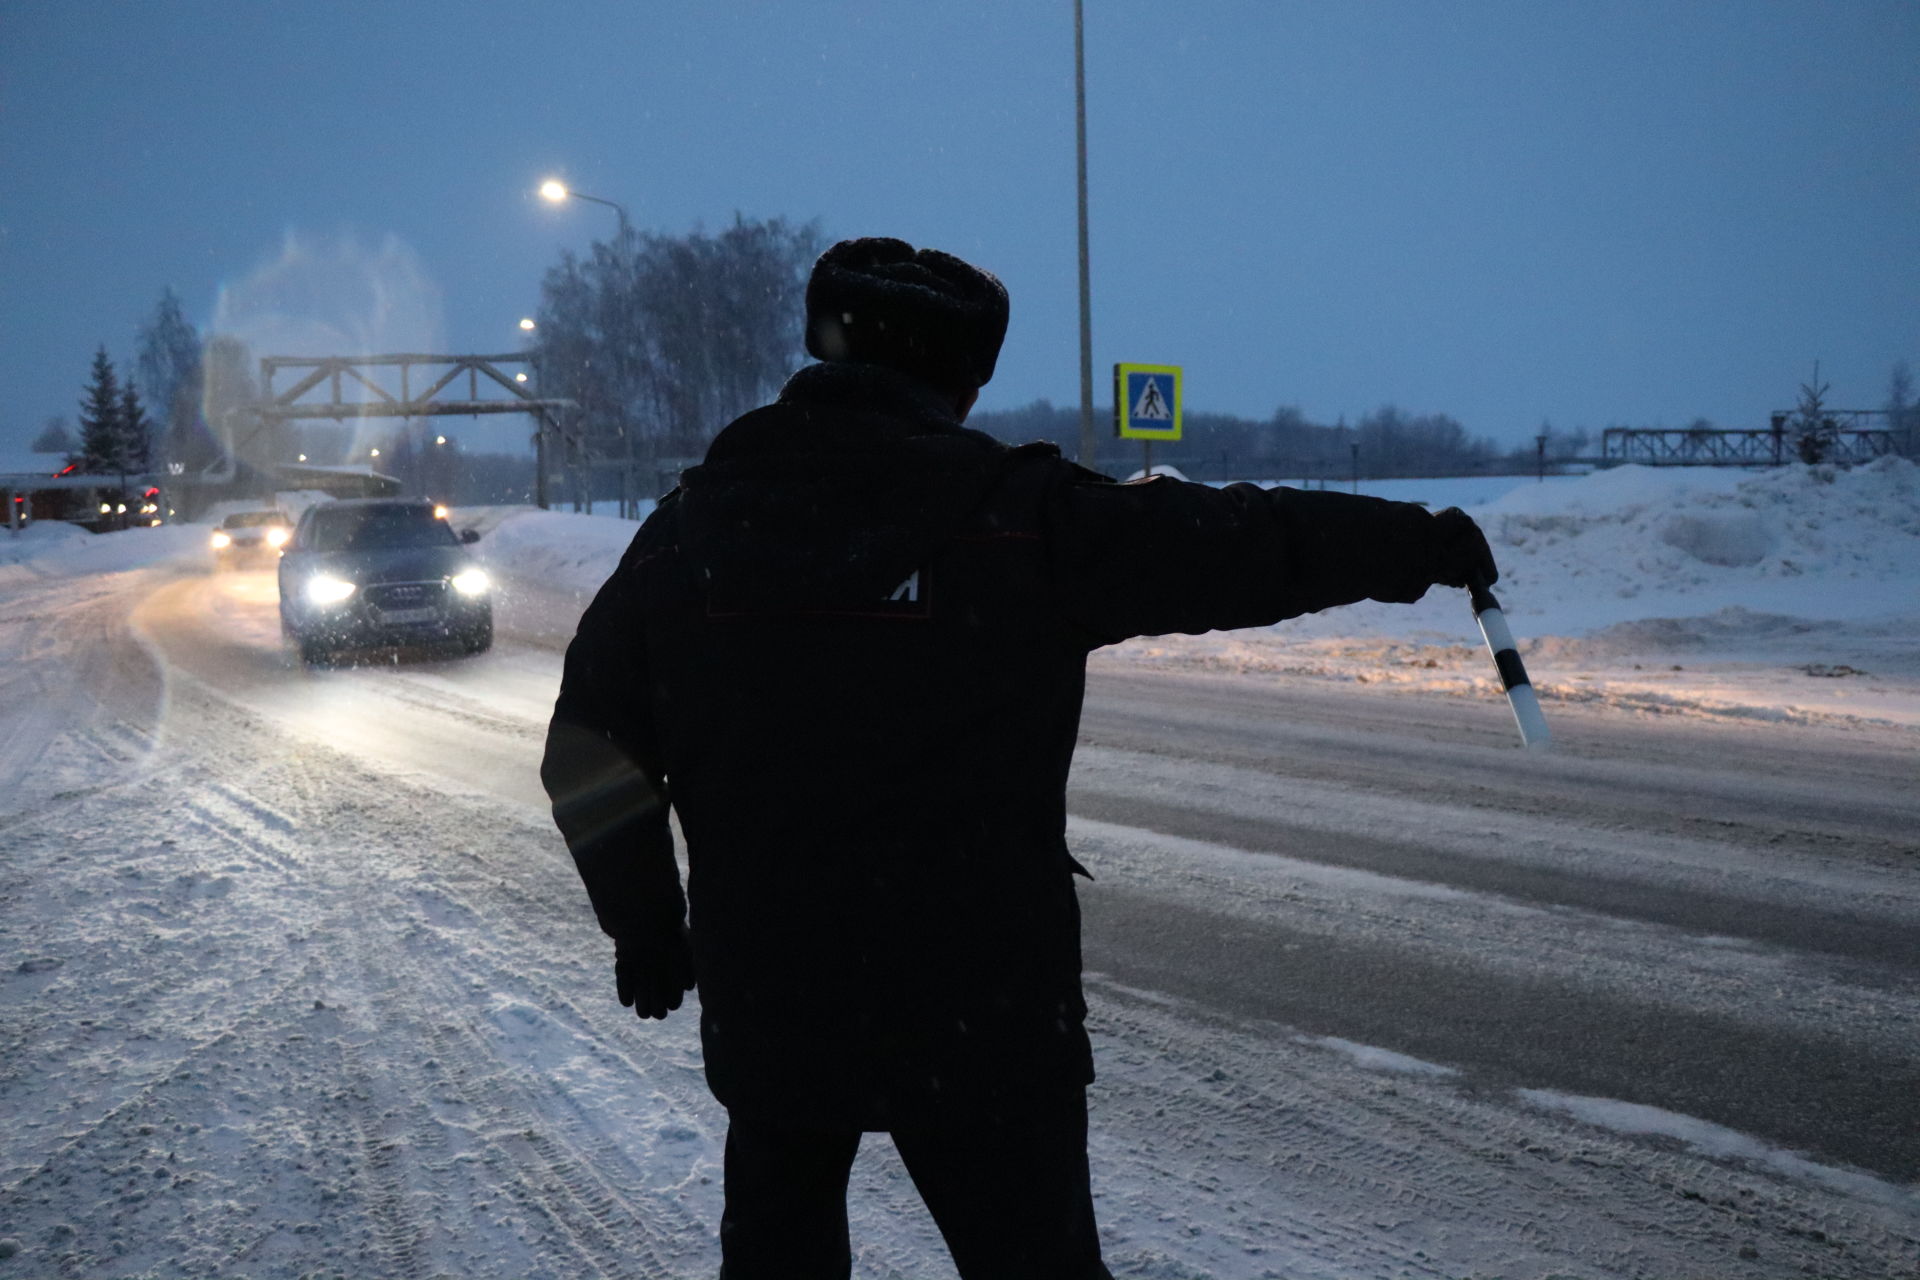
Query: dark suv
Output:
[[277, 499, 493, 663]]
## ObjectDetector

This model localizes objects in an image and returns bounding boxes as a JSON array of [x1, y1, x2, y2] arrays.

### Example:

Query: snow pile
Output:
[[478, 508, 639, 587], [1096, 457, 1920, 728], [465, 460, 1920, 650], [1231, 457, 1918, 651], [0, 519, 94, 562], [1480, 456, 1920, 634], [0, 522, 202, 586]]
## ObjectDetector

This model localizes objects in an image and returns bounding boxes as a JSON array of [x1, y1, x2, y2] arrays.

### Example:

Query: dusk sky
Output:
[[3, 0, 1915, 457]]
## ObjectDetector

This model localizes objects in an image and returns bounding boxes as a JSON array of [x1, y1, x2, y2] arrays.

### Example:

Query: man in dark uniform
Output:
[[540, 237, 1498, 1278]]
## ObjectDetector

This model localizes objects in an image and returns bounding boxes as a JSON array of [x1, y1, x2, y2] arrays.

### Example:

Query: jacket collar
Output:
[[700, 361, 1001, 467], [776, 361, 965, 431]]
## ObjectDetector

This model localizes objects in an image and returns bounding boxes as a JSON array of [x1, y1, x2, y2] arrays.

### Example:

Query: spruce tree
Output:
[[77, 347, 125, 474]]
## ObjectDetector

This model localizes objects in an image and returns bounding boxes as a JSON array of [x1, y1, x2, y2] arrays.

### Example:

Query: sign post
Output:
[[1114, 363, 1182, 478]]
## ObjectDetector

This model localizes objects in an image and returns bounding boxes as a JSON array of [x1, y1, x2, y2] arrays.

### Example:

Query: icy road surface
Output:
[[2, 553, 1917, 1279]]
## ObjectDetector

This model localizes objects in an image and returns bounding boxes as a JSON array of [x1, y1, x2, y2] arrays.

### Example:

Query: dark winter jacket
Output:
[[542, 360, 1452, 1127]]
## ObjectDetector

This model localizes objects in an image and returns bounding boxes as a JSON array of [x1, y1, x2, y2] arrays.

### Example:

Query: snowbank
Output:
[[465, 458, 1920, 642], [13, 459, 1919, 727], [477, 508, 640, 589], [1100, 457, 1920, 728], [0, 522, 203, 584], [386, 459, 1920, 728]]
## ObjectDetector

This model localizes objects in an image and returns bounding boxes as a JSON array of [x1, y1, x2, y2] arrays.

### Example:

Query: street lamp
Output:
[[538, 178, 630, 236], [1074, 0, 1095, 469], [519, 317, 536, 331], [537, 177, 633, 515]]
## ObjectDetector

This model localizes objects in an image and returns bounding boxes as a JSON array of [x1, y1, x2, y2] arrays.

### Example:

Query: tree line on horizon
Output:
[[969, 400, 1525, 483], [34, 222, 1920, 505]]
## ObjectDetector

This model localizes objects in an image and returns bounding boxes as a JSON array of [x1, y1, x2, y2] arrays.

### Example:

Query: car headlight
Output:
[[433, 504, 450, 521], [266, 527, 290, 547], [210, 531, 231, 549], [450, 569, 490, 597], [306, 575, 357, 605]]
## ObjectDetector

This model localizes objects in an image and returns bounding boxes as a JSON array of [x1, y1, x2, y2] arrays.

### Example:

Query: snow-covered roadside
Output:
[[1095, 458, 1920, 730], [467, 457, 1920, 728], [18, 457, 1915, 727], [0, 522, 204, 580]]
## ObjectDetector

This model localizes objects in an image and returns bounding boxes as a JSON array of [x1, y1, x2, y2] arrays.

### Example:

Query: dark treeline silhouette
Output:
[[969, 400, 1508, 483]]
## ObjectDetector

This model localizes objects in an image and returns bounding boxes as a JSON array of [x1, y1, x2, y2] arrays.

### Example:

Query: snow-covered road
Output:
[[1073, 668, 1919, 1177], [3, 544, 1916, 1279]]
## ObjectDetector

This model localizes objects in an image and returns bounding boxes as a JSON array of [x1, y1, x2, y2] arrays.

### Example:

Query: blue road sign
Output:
[[1114, 363, 1183, 440]]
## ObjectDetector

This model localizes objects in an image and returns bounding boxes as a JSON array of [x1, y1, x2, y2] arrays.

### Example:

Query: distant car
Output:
[[210, 509, 293, 567], [276, 499, 492, 663]]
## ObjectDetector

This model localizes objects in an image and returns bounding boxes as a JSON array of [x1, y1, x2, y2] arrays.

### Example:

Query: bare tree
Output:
[[31, 416, 73, 455], [135, 288, 209, 470], [201, 335, 261, 466], [533, 215, 824, 478]]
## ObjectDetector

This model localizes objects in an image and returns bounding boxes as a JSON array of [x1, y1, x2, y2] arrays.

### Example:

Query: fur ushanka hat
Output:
[[804, 237, 1010, 391]]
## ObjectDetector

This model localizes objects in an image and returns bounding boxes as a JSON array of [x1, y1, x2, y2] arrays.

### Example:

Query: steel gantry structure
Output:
[[252, 353, 577, 508], [1601, 410, 1900, 468]]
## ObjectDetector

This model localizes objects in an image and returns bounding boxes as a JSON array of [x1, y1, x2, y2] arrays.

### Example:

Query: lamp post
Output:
[[539, 180, 631, 238], [538, 180, 637, 513], [1073, 0, 1096, 470]]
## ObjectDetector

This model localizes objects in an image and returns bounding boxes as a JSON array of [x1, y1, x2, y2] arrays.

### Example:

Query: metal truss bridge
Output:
[[251, 353, 578, 507], [1601, 410, 1902, 467]]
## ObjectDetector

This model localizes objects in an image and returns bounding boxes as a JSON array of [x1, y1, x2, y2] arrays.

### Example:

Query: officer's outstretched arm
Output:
[[1051, 475, 1490, 645]]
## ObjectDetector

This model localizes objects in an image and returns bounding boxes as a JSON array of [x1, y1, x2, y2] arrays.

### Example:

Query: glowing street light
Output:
[[370, 448, 381, 458], [519, 317, 536, 331], [514, 372, 528, 383], [538, 177, 630, 235], [435, 435, 447, 445], [297, 453, 308, 462]]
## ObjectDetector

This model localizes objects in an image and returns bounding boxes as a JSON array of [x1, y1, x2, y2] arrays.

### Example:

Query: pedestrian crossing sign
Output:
[[1114, 363, 1182, 441]]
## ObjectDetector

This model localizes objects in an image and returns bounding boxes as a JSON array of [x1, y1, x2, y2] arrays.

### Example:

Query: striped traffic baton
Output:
[[1469, 574, 1551, 750]]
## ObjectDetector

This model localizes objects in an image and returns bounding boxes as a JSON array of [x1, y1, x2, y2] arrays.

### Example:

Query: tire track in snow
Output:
[[391, 882, 719, 1272], [0, 957, 324, 1204], [1082, 983, 1915, 1278], [0, 566, 172, 805]]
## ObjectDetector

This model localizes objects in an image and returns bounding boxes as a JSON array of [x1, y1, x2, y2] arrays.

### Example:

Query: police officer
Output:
[[541, 237, 1498, 1278]]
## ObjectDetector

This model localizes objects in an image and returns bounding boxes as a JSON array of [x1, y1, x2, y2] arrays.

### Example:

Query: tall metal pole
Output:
[[534, 412, 550, 510], [1074, 0, 1096, 469]]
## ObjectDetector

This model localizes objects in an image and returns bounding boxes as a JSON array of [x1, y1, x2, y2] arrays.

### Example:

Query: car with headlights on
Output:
[[210, 508, 294, 567], [277, 499, 492, 663]]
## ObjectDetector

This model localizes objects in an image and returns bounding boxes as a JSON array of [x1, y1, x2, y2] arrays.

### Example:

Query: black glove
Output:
[[1429, 507, 1498, 590], [614, 923, 695, 1020]]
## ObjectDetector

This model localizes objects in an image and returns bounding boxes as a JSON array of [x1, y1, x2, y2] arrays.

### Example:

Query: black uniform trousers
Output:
[[718, 1086, 1112, 1279]]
